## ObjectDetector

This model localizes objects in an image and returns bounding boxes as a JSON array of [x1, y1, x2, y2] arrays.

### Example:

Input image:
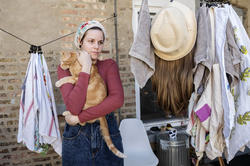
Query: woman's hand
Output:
[[63, 111, 80, 126], [77, 50, 92, 74]]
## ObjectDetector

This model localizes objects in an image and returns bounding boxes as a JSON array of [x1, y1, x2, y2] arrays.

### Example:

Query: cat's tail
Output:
[[99, 118, 127, 158]]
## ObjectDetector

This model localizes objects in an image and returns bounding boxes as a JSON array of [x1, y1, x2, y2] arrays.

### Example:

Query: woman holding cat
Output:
[[57, 20, 124, 166]]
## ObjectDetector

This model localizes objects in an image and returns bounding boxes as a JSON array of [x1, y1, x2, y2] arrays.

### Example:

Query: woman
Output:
[[57, 20, 124, 166]]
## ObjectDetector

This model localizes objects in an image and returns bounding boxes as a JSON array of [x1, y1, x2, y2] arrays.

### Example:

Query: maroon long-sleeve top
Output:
[[57, 59, 124, 123]]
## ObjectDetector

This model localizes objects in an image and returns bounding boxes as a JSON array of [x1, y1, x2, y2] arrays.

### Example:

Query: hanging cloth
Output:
[[224, 4, 250, 162], [186, 6, 211, 160], [214, 5, 236, 151], [186, 6, 212, 159], [193, 6, 213, 93], [129, 0, 155, 88], [187, 7, 225, 161], [17, 52, 62, 156]]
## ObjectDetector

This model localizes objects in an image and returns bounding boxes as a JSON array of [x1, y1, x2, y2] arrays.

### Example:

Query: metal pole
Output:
[[114, 0, 121, 124]]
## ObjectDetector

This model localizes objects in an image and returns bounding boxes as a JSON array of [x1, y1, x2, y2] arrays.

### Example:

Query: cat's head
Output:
[[60, 52, 78, 70]]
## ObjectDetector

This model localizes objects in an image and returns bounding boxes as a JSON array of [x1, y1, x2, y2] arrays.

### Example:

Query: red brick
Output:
[[74, 16, 90, 22], [60, 29, 72, 35], [66, 23, 77, 28], [62, 16, 71, 22], [0, 100, 10, 104], [0, 65, 5, 70], [0, 93, 7, 97], [0, 79, 7, 84], [8, 79, 21, 84], [61, 9, 78, 15], [0, 149, 9, 153], [7, 86, 14, 90], [125, 102, 136, 107], [0, 73, 18, 77], [61, 36, 74, 42], [0, 58, 16, 63], [74, 4, 87, 8]]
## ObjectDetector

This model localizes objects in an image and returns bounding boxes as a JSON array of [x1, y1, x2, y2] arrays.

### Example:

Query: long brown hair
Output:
[[151, 52, 194, 117]]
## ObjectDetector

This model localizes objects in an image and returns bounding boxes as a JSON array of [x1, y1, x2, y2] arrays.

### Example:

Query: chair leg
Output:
[[195, 159, 200, 166], [218, 157, 225, 166]]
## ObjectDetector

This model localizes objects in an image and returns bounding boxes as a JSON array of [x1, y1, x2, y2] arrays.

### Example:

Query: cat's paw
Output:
[[55, 80, 62, 87], [62, 111, 71, 116]]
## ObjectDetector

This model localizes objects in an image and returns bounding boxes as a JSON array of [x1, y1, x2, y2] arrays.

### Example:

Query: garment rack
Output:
[[200, 0, 230, 7], [197, 2, 227, 166]]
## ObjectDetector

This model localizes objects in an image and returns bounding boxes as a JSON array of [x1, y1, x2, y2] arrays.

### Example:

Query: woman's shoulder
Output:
[[57, 64, 71, 77], [57, 64, 69, 72]]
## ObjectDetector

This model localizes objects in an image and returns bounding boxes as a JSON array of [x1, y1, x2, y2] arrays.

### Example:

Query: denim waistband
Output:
[[62, 112, 123, 165], [75, 112, 118, 136]]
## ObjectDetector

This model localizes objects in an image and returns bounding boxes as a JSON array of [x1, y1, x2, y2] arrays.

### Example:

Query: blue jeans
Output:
[[62, 113, 124, 166]]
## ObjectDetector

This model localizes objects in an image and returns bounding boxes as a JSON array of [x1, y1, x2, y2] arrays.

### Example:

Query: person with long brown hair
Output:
[[150, 1, 197, 117], [151, 53, 194, 116]]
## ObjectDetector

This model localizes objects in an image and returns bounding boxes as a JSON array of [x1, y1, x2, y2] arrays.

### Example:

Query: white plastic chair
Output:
[[119, 118, 159, 166]]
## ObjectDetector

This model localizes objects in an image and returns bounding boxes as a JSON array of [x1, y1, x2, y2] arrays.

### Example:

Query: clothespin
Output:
[[200, 0, 204, 7], [28, 45, 43, 54], [29, 45, 36, 54], [37, 46, 43, 55]]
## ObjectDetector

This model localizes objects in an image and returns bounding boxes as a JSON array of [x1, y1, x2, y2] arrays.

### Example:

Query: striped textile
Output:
[[17, 52, 62, 156]]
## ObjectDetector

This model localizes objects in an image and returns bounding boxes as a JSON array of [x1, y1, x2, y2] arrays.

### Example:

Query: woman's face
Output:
[[80, 29, 104, 63]]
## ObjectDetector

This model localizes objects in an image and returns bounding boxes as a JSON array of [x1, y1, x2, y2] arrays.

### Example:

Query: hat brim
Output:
[[153, 2, 197, 61]]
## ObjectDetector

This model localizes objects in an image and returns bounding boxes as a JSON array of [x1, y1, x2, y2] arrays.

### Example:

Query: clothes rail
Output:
[[200, 0, 230, 7], [202, 0, 230, 3]]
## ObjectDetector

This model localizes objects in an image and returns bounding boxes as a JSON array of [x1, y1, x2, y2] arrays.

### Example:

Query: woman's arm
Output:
[[78, 61, 124, 122], [57, 65, 90, 115]]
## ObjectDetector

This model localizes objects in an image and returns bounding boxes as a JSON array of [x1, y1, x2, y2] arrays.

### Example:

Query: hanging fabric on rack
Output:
[[17, 50, 62, 156], [187, 1, 249, 163], [224, 4, 250, 162], [224, 20, 242, 87], [187, 6, 226, 161], [129, 0, 155, 88], [214, 4, 236, 155], [186, 5, 212, 160], [193, 5, 213, 92]]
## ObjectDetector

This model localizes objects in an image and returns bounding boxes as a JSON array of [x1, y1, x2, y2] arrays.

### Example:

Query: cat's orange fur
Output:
[[56, 52, 126, 158]]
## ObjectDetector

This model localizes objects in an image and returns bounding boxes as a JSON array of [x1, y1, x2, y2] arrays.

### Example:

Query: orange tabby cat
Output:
[[56, 52, 126, 158]]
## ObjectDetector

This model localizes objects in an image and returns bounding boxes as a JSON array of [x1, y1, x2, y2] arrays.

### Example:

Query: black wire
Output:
[[40, 15, 116, 47], [0, 27, 32, 46], [0, 15, 117, 48], [40, 31, 75, 47]]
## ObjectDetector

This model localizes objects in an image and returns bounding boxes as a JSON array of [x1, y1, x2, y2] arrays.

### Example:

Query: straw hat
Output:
[[150, 1, 197, 61]]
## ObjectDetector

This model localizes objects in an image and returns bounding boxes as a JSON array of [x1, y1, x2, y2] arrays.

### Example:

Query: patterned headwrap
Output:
[[74, 20, 106, 49]]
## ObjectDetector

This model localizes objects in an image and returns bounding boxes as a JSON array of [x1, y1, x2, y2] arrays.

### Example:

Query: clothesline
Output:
[[0, 14, 117, 52]]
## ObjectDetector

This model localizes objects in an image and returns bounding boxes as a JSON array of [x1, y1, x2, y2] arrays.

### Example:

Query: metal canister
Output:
[[156, 132, 190, 166], [147, 130, 156, 152]]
